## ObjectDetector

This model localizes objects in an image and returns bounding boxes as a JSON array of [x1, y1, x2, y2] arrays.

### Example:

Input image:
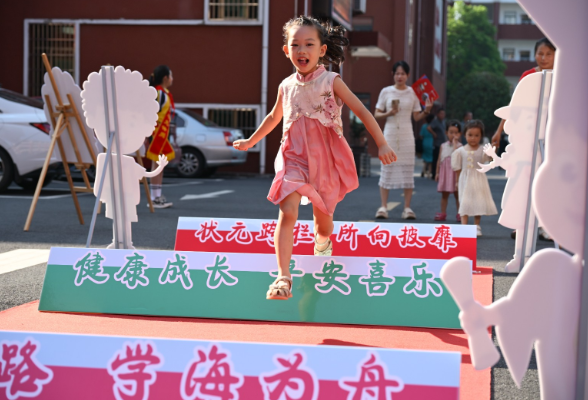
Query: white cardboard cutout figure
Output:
[[441, 0, 588, 398], [41, 67, 101, 163], [81, 66, 167, 249], [477, 73, 547, 272]]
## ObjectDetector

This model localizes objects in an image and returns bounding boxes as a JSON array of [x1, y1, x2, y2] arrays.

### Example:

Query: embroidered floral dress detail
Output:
[[281, 65, 344, 137]]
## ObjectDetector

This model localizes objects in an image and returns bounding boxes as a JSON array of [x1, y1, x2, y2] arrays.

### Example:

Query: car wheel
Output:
[[0, 148, 14, 193], [177, 147, 206, 178], [14, 174, 53, 191]]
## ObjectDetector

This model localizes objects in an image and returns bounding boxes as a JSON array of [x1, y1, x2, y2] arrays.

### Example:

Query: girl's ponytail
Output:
[[322, 22, 349, 66], [149, 65, 171, 87], [283, 16, 349, 66]]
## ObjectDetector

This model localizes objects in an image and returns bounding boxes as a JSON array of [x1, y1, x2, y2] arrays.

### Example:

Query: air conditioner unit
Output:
[[354, 0, 367, 14]]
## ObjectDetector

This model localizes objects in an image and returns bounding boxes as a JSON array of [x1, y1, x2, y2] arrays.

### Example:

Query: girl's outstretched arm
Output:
[[333, 77, 397, 165], [233, 89, 283, 151]]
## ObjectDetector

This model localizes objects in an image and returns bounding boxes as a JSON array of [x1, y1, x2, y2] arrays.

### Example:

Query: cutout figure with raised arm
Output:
[[477, 72, 544, 272], [81, 66, 167, 249]]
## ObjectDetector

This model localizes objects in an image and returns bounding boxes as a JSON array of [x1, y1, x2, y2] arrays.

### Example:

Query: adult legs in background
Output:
[[403, 188, 413, 209], [380, 187, 390, 209], [149, 164, 172, 208], [275, 191, 302, 278]]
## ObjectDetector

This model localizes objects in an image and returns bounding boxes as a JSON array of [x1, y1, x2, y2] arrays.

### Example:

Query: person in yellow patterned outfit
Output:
[[147, 65, 175, 208]]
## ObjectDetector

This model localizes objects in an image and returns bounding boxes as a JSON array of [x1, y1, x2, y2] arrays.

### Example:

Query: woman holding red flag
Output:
[[147, 65, 175, 208]]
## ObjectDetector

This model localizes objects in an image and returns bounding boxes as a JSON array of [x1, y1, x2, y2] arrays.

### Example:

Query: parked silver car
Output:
[[173, 109, 247, 178], [0, 89, 60, 192]]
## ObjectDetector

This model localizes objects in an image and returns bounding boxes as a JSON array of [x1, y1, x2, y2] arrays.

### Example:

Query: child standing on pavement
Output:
[[233, 16, 397, 300], [420, 114, 435, 178], [451, 120, 497, 236], [435, 120, 462, 222]]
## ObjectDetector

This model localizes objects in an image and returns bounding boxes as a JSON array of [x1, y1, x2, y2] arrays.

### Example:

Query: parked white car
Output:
[[173, 109, 247, 178], [0, 89, 60, 192]]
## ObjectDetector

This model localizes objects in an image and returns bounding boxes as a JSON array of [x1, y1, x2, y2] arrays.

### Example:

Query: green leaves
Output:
[[447, 1, 510, 134]]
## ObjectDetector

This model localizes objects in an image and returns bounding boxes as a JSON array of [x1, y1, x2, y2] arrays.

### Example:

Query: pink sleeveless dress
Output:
[[267, 65, 358, 216]]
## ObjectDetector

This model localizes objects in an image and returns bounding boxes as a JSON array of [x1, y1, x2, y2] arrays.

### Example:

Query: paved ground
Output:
[[0, 158, 554, 399]]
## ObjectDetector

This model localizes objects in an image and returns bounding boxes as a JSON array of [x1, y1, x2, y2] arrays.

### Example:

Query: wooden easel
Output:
[[24, 54, 154, 231]]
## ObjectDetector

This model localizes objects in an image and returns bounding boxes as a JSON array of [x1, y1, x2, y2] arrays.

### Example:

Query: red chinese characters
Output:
[[292, 223, 315, 246], [336, 223, 360, 251], [367, 225, 392, 248], [428, 225, 458, 253], [340, 354, 404, 400], [259, 352, 318, 400], [226, 222, 253, 245], [396, 225, 426, 248], [195, 219, 224, 243], [0, 339, 53, 399], [181, 344, 244, 400], [256, 221, 278, 247], [107, 342, 162, 400]]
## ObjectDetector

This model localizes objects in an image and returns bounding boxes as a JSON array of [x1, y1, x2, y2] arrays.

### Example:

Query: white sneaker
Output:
[[152, 196, 173, 209], [401, 207, 416, 220], [476, 225, 482, 237]]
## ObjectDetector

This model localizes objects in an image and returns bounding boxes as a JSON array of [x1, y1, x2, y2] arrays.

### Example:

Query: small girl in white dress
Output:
[[451, 120, 497, 236]]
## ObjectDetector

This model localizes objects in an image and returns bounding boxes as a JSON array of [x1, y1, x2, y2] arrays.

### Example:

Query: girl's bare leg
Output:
[[454, 192, 460, 212], [379, 187, 389, 209], [461, 215, 469, 225], [403, 188, 413, 209], [275, 192, 302, 278], [440, 192, 450, 214], [313, 205, 334, 249], [474, 215, 481, 226]]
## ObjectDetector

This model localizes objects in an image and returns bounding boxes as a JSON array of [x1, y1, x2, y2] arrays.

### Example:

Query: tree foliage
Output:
[[447, 1, 510, 134], [447, 72, 511, 134]]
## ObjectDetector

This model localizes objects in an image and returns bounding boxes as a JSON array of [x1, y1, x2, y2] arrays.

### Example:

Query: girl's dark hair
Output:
[[534, 37, 556, 54], [283, 16, 349, 66], [446, 119, 462, 133], [149, 65, 171, 86], [392, 61, 410, 75], [464, 119, 485, 137]]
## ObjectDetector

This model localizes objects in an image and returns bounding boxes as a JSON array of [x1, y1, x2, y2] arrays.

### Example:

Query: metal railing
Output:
[[208, 108, 257, 139], [209, 0, 259, 20]]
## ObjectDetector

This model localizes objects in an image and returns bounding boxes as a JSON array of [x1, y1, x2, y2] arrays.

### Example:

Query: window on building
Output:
[[352, 16, 373, 31], [503, 11, 517, 25], [208, 0, 259, 21], [520, 50, 531, 62], [520, 14, 532, 24], [208, 108, 258, 140], [502, 48, 515, 61], [28, 23, 75, 97]]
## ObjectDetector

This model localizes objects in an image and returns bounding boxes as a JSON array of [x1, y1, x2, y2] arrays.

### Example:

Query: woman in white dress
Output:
[[374, 61, 433, 219]]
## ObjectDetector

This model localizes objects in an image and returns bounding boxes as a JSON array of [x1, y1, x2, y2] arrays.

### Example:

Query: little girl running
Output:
[[451, 120, 497, 236], [233, 16, 397, 300], [435, 120, 462, 222]]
